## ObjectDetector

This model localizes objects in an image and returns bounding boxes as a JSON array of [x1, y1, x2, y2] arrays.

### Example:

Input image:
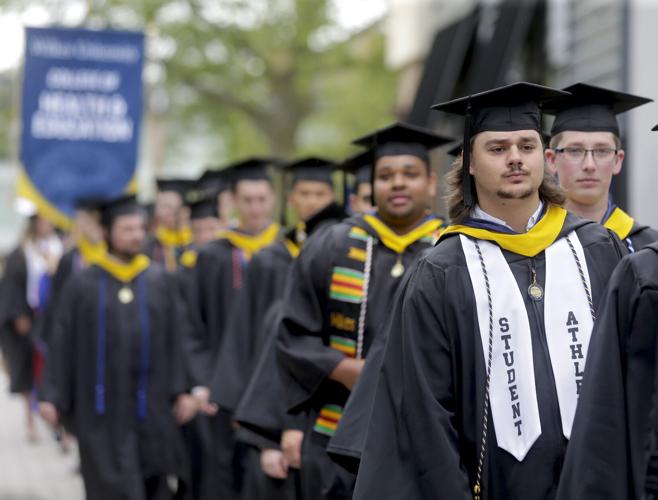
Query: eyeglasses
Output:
[[554, 147, 618, 164]]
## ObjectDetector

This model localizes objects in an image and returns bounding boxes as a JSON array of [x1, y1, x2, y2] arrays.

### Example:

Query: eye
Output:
[[521, 143, 537, 152], [489, 146, 506, 154]]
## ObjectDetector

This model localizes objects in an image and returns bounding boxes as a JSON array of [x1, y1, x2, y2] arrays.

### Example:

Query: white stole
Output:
[[460, 231, 593, 461]]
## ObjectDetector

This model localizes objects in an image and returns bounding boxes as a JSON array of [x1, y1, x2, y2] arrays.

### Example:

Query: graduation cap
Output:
[[188, 197, 219, 220], [225, 157, 278, 190], [342, 150, 373, 187], [446, 143, 462, 158], [431, 82, 569, 208], [198, 168, 231, 198], [74, 196, 105, 213], [652, 124, 658, 131], [284, 157, 337, 187], [352, 122, 453, 166], [543, 83, 652, 137], [98, 195, 145, 228], [156, 178, 196, 197]]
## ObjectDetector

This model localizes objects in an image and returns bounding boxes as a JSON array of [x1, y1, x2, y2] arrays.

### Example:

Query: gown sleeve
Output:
[[276, 226, 346, 413]]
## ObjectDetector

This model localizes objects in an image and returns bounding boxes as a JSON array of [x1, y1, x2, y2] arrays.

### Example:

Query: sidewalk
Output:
[[0, 370, 84, 500]]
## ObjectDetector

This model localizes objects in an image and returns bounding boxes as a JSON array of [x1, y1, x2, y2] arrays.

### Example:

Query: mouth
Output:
[[503, 172, 528, 183], [388, 195, 411, 207], [576, 178, 600, 186]]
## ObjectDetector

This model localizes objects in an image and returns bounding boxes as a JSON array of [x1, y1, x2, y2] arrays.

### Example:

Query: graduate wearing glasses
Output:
[[544, 83, 658, 252]]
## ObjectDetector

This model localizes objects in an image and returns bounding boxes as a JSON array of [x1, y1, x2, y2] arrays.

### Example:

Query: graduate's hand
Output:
[[39, 402, 59, 426], [192, 386, 218, 416], [14, 316, 32, 336], [260, 449, 289, 479], [281, 429, 304, 469], [173, 394, 198, 424], [329, 358, 366, 391]]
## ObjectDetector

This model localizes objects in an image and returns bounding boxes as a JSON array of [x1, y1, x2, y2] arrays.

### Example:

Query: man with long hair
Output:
[[354, 83, 626, 500]]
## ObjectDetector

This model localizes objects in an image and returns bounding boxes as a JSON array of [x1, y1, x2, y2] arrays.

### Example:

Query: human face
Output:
[[373, 154, 436, 227], [33, 215, 55, 239], [350, 183, 373, 215], [233, 180, 275, 233], [470, 130, 545, 204], [191, 217, 222, 246], [288, 180, 335, 222], [155, 191, 183, 229], [108, 214, 146, 259], [545, 131, 623, 206]]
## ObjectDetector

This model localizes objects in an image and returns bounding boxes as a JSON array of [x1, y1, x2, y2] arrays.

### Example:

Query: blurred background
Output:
[[1, 0, 658, 252], [1, 1, 658, 498]]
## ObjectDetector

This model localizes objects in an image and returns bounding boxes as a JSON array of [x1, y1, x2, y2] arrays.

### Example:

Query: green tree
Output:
[[2, 0, 397, 166]]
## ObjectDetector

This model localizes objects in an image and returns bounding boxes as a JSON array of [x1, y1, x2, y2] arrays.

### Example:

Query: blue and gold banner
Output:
[[19, 26, 144, 228]]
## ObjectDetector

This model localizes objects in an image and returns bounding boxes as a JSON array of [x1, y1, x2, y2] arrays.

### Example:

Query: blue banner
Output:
[[19, 26, 144, 227]]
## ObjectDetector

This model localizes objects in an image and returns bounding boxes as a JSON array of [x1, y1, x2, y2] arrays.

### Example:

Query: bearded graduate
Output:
[[353, 83, 627, 500], [555, 125, 658, 500], [191, 158, 282, 500], [41, 195, 190, 500], [544, 83, 658, 252], [275, 122, 452, 500]]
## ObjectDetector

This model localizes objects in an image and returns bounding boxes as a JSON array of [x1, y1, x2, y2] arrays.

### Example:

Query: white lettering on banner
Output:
[[29, 36, 140, 64], [31, 90, 133, 142], [46, 68, 121, 93]]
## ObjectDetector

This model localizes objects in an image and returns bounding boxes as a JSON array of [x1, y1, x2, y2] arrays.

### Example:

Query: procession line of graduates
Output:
[[1, 78, 657, 500]]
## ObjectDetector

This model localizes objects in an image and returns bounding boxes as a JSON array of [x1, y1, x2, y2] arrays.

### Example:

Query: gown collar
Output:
[[94, 252, 151, 283], [441, 204, 569, 258], [360, 213, 443, 254]]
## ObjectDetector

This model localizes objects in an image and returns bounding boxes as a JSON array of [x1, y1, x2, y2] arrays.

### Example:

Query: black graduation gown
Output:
[[48, 263, 189, 500], [628, 222, 658, 252], [192, 225, 280, 500], [209, 240, 295, 412], [210, 203, 348, 413], [276, 214, 441, 500], [0, 248, 34, 393], [556, 243, 658, 500], [352, 213, 626, 500]]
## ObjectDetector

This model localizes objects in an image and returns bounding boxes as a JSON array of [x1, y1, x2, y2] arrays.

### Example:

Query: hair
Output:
[[549, 131, 622, 150], [445, 154, 566, 224]]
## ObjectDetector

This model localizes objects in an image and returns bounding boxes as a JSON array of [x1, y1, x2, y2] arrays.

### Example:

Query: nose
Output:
[[392, 172, 405, 188], [581, 150, 596, 171], [507, 145, 522, 166]]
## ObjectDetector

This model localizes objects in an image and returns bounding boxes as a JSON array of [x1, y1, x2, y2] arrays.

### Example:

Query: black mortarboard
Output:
[[342, 150, 373, 187], [431, 82, 569, 208], [446, 143, 462, 158], [284, 157, 336, 186], [188, 197, 219, 220], [199, 168, 230, 197], [98, 195, 144, 228], [352, 122, 453, 165], [74, 197, 104, 212], [156, 178, 196, 198], [543, 83, 652, 137], [225, 157, 278, 189], [652, 124, 658, 131]]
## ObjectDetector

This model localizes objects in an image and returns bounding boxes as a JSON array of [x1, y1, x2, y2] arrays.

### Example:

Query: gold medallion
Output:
[[118, 286, 134, 304], [528, 283, 544, 301], [390, 257, 405, 278]]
